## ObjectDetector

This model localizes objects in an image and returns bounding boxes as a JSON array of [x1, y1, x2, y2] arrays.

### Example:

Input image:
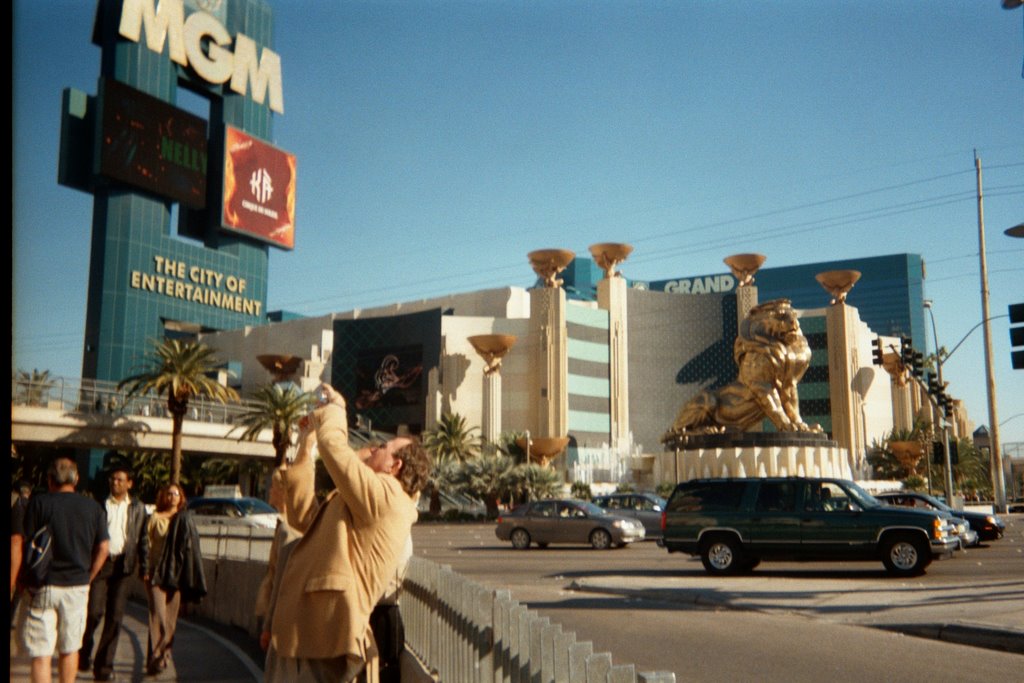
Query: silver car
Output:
[[592, 492, 667, 538], [495, 499, 645, 550], [187, 497, 279, 529]]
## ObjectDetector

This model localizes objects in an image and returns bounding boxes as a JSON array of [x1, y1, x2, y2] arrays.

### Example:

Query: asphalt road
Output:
[[412, 516, 1024, 682]]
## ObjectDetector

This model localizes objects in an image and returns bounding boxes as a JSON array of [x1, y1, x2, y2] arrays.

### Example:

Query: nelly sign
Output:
[[118, 0, 284, 114]]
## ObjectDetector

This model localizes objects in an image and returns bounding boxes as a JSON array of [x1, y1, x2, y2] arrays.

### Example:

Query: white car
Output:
[[187, 497, 279, 529]]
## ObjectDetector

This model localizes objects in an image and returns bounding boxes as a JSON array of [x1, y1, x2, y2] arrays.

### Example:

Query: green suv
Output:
[[660, 477, 959, 576]]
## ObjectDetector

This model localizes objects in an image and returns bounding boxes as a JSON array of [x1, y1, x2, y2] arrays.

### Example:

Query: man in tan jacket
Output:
[[266, 384, 430, 682]]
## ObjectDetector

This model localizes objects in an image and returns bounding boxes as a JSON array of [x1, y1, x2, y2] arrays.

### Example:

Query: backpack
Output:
[[23, 525, 53, 587]]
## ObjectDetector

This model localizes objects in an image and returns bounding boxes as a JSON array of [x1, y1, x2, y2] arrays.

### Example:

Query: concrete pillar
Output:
[[597, 276, 629, 452], [529, 287, 568, 441], [826, 301, 860, 466], [735, 285, 759, 333], [482, 371, 502, 443]]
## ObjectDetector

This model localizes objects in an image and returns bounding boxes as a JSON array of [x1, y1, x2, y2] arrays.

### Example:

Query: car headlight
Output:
[[612, 520, 626, 528]]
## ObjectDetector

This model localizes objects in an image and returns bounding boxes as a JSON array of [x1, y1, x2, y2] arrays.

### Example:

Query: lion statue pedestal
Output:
[[657, 432, 852, 483], [660, 298, 853, 483]]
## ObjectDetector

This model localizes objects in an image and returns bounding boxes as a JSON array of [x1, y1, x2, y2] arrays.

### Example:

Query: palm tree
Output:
[[423, 413, 482, 514], [15, 368, 56, 406], [233, 383, 315, 468], [118, 339, 239, 484], [424, 413, 482, 464], [507, 463, 562, 503], [451, 451, 515, 518]]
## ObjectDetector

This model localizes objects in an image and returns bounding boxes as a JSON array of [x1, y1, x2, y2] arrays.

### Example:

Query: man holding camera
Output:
[[266, 384, 430, 682]]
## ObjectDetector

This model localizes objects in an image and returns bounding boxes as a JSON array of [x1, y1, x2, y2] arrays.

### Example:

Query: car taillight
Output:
[[661, 511, 666, 531], [496, 516, 503, 524]]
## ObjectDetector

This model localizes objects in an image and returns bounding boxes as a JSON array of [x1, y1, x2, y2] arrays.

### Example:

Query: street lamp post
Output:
[[923, 300, 955, 503], [974, 153, 1007, 513]]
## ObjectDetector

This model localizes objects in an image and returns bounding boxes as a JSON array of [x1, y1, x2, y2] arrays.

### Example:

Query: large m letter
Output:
[[231, 35, 285, 114], [118, 0, 187, 67]]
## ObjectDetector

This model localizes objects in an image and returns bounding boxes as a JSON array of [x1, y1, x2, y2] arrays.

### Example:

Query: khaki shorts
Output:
[[21, 585, 90, 657]]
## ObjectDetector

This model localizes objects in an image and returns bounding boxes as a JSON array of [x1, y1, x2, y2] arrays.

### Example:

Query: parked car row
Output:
[[657, 477, 1005, 577], [873, 491, 1005, 542]]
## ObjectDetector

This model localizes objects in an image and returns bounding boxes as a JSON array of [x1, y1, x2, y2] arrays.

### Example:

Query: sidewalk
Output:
[[10, 600, 436, 682], [10, 600, 262, 683]]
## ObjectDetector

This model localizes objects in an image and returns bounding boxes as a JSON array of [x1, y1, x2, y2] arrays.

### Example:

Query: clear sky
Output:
[[12, 0, 1024, 448]]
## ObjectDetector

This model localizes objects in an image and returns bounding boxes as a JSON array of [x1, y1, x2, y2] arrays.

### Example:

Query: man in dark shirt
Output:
[[20, 457, 109, 683], [80, 466, 149, 681]]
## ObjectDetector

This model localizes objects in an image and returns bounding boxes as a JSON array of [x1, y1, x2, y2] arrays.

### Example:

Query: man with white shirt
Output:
[[79, 466, 149, 681]]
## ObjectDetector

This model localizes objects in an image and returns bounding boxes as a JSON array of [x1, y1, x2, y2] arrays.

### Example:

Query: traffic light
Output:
[[900, 336, 913, 366], [911, 350, 924, 379], [932, 439, 959, 465], [871, 337, 884, 366], [937, 393, 954, 419], [927, 375, 941, 396], [1010, 303, 1024, 370]]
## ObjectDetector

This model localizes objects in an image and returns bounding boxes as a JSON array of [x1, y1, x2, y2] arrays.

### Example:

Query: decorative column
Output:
[[515, 436, 570, 468], [881, 347, 914, 430], [527, 249, 574, 441], [724, 253, 765, 331], [467, 334, 516, 443], [591, 243, 633, 453], [257, 354, 303, 385], [816, 270, 863, 473]]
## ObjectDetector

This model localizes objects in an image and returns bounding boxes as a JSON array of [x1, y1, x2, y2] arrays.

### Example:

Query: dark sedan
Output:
[[495, 499, 645, 550], [876, 491, 1005, 541]]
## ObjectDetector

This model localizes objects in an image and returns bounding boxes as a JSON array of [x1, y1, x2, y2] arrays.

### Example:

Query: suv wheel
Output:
[[700, 535, 743, 575], [881, 533, 931, 576], [510, 528, 531, 550], [590, 529, 613, 550]]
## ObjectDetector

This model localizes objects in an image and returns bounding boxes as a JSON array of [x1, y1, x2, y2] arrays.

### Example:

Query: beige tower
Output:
[[591, 243, 632, 452], [527, 249, 574, 442], [725, 253, 765, 332], [818, 270, 866, 473], [467, 334, 516, 443]]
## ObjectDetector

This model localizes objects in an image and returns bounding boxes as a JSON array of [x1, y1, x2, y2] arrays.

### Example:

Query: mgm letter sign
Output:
[[119, 0, 285, 114]]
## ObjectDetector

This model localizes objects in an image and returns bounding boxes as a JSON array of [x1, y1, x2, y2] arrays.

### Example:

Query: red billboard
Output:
[[98, 78, 208, 209], [221, 126, 296, 250]]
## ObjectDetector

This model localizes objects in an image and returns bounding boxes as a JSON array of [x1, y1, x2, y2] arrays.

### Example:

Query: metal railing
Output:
[[191, 526, 677, 681], [403, 557, 676, 683], [11, 375, 257, 425], [196, 524, 275, 563]]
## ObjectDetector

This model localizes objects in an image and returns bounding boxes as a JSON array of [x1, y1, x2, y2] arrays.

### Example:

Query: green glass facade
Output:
[[67, 0, 279, 384]]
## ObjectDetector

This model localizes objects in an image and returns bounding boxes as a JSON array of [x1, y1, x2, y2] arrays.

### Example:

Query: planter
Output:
[[889, 440, 924, 476]]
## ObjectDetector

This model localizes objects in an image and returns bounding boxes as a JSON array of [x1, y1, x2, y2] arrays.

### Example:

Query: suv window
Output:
[[755, 481, 798, 512], [803, 481, 853, 512], [667, 482, 747, 513]]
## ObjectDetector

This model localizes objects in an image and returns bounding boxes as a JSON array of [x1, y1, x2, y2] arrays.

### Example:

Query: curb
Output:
[[875, 623, 1024, 656]]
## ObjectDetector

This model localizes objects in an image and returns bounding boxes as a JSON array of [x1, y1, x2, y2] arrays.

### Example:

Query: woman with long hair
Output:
[[143, 483, 206, 676]]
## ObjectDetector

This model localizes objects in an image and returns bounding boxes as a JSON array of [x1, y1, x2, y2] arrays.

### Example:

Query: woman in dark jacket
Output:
[[143, 483, 206, 676]]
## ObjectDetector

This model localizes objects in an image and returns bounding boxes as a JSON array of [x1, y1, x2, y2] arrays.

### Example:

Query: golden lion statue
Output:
[[663, 298, 821, 441]]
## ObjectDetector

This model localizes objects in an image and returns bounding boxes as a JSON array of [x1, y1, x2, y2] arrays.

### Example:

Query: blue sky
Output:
[[12, 1, 1024, 448]]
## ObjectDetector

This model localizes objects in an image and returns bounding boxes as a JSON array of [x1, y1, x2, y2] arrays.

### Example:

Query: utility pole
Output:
[[975, 152, 1007, 513]]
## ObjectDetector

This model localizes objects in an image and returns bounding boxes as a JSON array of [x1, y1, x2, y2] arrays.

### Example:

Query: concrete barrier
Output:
[[175, 528, 675, 682], [402, 557, 675, 683]]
